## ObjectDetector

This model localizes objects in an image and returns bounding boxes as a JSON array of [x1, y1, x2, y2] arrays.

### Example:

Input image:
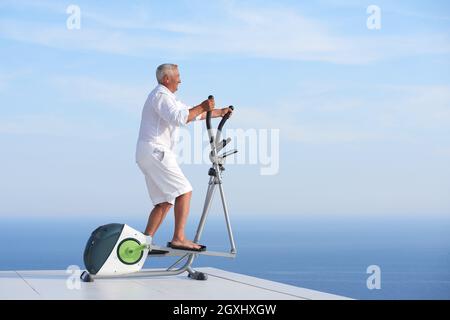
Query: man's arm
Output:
[[186, 104, 206, 123], [195, 108, 232, 121], [186, 98, 215, 124]]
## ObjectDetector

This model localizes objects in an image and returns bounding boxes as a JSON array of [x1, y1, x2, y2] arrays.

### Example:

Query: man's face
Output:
[[164, 67, 181, 93]]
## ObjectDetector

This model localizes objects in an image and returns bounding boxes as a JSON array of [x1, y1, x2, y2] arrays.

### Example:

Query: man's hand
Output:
[[220, 107, 233, 118], [200, 98, 215, 112], [188, 97, 216, 123]]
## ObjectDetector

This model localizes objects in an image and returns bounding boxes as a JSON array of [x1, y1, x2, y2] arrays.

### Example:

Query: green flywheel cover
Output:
[[117, 238, 144, 265]]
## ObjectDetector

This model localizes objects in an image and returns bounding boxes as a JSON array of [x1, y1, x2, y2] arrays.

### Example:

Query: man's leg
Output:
[[144, 202, 172, 237], [171, 191, 201, 249]]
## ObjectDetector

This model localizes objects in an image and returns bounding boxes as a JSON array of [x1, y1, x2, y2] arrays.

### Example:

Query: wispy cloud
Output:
[[0, 69, 32, 91], [0, 114, 119, 140], [231, 83, 450, 144], [0, 75, 7, 91], [50, 75, 148, 114], [378, 85, 450, 129], [320, 0, 450, 21], [1, 1, 449, 63], [233, 106, 387, 144]]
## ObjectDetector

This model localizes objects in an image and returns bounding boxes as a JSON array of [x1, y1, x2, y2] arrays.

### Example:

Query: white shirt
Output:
[[137, 84, 200, 152]]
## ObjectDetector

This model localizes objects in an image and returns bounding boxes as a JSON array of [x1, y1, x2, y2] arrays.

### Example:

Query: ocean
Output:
[[1, 214, 449, 300]]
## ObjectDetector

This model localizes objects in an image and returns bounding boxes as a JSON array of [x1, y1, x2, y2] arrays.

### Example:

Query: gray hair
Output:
[[156, 63, 178, 84]]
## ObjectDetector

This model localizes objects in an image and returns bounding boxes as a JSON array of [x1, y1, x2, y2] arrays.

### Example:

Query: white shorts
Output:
[[136, 141, 193, 206]]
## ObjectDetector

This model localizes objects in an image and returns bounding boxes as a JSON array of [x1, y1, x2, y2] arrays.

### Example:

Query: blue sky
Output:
[[0, 0, 449, 218]]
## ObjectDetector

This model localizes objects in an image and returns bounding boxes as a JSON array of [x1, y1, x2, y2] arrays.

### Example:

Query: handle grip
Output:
[[206, 95, 214, 131], [217, 105, 233, 130], [205, 96, 235, 148]]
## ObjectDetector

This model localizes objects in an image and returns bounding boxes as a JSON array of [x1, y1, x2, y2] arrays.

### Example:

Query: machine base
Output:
[[188, 271, 208, 280], [80, 271, 94, 283]]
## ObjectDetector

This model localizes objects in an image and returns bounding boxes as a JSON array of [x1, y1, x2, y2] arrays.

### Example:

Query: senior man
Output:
[[136, 64, 233, 251]]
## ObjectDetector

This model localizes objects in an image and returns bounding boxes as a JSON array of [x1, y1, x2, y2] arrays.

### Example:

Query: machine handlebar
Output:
[[206, 95, 234, 146]]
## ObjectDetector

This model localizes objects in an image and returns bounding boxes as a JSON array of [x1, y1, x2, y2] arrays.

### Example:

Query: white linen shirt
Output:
[[137, 84, 200, 152]]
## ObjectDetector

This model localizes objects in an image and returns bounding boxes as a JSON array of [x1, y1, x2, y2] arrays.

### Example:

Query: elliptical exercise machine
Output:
[[80, 96, 237, 282]]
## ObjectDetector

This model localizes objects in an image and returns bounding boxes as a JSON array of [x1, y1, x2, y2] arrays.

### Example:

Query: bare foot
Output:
[[170, 239, 201, 250]]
